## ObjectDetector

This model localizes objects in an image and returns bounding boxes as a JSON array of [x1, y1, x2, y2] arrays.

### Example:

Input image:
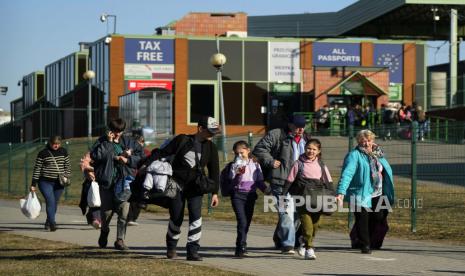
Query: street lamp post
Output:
[[210, 39, 227, 161], [100, 13, 117, 34], [83, 70, 95, 143]]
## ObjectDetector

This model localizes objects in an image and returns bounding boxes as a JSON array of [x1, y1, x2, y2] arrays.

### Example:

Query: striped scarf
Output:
[[357, 144, 384, 191]]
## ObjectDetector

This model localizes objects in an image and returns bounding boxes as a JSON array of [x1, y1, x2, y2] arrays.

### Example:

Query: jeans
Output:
[[271, 184, 295, 248], [99, 187, 130, 241], [166, 191, 203, 255], [38, 180, 64, 225], [231, 191, 257, 248]]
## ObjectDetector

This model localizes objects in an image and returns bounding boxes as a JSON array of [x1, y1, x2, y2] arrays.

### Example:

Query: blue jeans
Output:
[[231, 191, 257, 248], [38, 180, 64, 225], [271, 184, 295, 248]]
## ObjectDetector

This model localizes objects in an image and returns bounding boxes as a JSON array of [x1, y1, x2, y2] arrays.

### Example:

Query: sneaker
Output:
[[304, 248, 316, 260], [114, 239, 129, 251], [127, 221, 139, 226], [44, 221, 50, 230], [98, 230, 109, 248], [281, 246, 295, 255], [297, 236, 305, 256], [91, 220, 101, 229], [166, 249, 177, 259], [186, 252, 203, 261], [297, 243, 305, 257]]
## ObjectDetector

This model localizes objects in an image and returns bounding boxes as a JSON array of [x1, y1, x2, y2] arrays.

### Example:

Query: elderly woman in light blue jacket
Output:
[[336, 129, 394, 254]]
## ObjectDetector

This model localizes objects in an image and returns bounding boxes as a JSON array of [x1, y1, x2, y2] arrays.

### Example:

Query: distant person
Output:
[[127, 134, 151, 226], [415, 106, 428, 141], [30, 136, 71, 232], [78, 151, 101, 229], [381, 104, 398, 141], [336, 130, 395, 254], [283, 139, 334, 260], [91, 118, 144, 250], [253, 114, 310, 255], [225, 140, 269, 258]]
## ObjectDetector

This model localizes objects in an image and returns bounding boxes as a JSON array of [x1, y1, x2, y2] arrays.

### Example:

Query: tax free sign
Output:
[[125, 38, 174, 64], [124, 38, 174, 80]]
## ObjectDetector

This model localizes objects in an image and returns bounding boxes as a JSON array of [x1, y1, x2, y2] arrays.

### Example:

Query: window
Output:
[[223, 82, 242, 125], [189, 83, 215, 124], [244, 82, 267, 125]]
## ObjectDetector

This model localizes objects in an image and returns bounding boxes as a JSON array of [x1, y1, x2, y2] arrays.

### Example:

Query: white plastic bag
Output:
[[87, 181, 101, 208], [19, 191, 41, 219]]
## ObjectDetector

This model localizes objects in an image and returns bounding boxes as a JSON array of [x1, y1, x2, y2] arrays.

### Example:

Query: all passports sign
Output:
[[312, 42, 360, 67]]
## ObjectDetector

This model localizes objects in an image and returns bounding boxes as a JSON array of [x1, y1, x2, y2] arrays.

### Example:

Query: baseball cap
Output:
[[290, 115, 306, 128], [198, 116, 221, 134]]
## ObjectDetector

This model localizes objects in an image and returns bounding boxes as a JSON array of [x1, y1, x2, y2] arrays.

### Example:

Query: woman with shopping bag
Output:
[[30, 135, 71, 232]]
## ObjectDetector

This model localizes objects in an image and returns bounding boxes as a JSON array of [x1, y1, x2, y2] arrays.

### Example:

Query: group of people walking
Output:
[[30, 114, 395, 261]]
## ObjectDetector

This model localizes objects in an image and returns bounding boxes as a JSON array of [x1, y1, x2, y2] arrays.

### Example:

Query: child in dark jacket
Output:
[[228, 140, 269, 258]]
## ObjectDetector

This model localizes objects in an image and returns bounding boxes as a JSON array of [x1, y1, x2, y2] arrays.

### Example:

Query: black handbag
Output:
[[294, 160, 336, 215], [193, 147, 216, 194]]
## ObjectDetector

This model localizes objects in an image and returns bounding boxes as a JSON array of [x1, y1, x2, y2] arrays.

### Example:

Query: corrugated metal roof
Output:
[[248, 0, 465, 40]]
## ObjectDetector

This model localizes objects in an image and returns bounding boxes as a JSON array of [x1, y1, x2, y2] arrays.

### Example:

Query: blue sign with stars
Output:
[[373, 44, 403, 84]]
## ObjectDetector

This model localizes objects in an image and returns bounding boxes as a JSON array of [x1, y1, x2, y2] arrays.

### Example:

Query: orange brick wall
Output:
[[403, 43, 416, 105], [361, 42, 373, 66], [174, 38, 190, 135], [174, 12, 247, 36], [109, 36, 125, 119], [301, 41, 314, 92]]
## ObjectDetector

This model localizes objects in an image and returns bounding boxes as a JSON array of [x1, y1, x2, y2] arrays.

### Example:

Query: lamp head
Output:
[[83, 70, 95, 80], [104, 36, 112, 44], [210, 53, 227, 69], [100, 13, 107, 22]]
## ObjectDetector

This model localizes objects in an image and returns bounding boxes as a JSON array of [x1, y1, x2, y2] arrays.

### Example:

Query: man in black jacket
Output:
[[148, 116, 220, 261], [91, 118, 144, 251]]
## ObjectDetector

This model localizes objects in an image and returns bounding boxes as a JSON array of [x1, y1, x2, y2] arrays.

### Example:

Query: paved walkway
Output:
[[2, 199, 465, 276]]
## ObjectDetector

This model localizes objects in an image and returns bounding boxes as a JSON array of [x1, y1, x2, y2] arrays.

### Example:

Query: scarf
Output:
[[357, 144, 384, 192]]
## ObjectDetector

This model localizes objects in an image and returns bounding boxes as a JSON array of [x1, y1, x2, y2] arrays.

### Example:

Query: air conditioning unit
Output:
[[226, 31, 247, 38]]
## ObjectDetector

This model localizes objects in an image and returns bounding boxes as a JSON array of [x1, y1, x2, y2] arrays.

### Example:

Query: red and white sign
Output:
[[127, 80, 173, 91]]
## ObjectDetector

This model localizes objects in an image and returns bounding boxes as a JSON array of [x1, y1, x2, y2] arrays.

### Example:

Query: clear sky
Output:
[[0, 0, 463, 112]]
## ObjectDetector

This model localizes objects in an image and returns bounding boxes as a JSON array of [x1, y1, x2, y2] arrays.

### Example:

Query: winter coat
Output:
[[91, 135, 144, 189], [336, 149, 395, 208], [253, 128, 311, 186], [147, 134, 220, 196]]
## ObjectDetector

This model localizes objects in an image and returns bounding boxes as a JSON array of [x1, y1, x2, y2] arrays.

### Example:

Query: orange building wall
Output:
[[403, 43, 416, 105], [361, 42, 373, 66], [174, 12, 247, 37], [301, 41, 314, 92], [109, 36, 125, 119]]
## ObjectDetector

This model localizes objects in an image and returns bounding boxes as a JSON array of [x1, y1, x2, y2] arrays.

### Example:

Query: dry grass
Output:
[[0, 232, 248, 276]]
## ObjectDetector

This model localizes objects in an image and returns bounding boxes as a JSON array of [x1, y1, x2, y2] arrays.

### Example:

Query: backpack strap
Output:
[[296, 160, 304, 178], [318, 159, 329, 186]]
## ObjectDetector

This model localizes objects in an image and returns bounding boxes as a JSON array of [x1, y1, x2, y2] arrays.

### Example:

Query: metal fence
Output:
[[1, 122, 464, 240]]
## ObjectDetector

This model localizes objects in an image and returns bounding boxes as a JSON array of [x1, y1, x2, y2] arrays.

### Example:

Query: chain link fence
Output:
[[1, 121, 464, 242]]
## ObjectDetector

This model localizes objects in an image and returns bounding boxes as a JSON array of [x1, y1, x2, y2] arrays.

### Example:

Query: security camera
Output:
[[17, 81, 21, 86], [104, 36, 112, 44], [100, 13, 107, 22]]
